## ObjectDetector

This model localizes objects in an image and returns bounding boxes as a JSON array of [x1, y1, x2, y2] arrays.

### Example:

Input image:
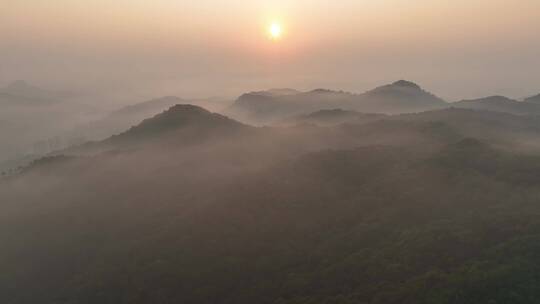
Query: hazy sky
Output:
[[2, 0, 540, 101]]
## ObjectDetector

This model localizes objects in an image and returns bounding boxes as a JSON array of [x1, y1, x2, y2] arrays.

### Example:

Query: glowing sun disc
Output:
[[269, 22, 283, 39]]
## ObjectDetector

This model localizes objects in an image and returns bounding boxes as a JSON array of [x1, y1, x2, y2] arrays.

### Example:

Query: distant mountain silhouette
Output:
[[231, 88, 304, 118], [228, 80, 447, 123], [5, 80, 46, 96], [0, 81, 102, 163], [452, 95, 540, 115], [265, 88, 301, 96], [358, 80, 446, 113], [113, 96, 185, 117], [0, 80, 62, 105], [458, 95, 517, 104]]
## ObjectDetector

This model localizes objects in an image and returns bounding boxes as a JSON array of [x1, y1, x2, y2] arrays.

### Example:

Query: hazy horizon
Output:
[[3, 0, 540, 102], [6, 2, 540, 303]]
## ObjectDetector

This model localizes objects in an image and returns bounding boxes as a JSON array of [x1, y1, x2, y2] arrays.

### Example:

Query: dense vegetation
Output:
[[3, 105, 540, 303]]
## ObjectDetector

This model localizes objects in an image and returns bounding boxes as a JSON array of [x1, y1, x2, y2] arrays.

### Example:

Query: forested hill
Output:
[[3, 106, 540, 303]]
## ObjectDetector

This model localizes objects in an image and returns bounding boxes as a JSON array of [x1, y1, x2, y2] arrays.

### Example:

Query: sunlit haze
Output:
[[2, 0, 540, 100], [5, 1, 540, 303], [268, 22, 283, 40]]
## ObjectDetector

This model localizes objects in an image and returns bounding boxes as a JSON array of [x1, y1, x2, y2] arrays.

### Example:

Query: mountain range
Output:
[[0, 80, 65, 106], [5, 101, 540, 303], [0, 81, 102, 163], [229, 80, 540, 124], [228, 80, 447, 123], [452, 95, 540, 115]]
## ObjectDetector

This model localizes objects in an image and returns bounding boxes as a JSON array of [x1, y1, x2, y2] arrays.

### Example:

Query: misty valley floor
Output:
[[3, 105, 540, 304]]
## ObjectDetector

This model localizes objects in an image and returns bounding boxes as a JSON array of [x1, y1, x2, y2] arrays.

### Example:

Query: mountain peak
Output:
[[6, 80, 31, 90], [485, 95, 515, 102], [460, 95, 516, 103], [113, 96, 184, 115], [1, 80, 61, 104], [391, 80, 422, 90], [109, 104, 245, 144], [240, 88, 300, 99], [166, 104, 211, 115], [361, 80, 446, 113], [132, 104, 217, 129], [309, 88, 336, 94], [4, 80, 44, 94]]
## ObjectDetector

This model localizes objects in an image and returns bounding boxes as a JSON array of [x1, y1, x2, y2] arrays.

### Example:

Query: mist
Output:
[[4, 1, 540, 303]]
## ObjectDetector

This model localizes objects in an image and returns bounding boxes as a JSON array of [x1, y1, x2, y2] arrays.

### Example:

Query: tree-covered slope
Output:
[[3, 107, 540, 303]]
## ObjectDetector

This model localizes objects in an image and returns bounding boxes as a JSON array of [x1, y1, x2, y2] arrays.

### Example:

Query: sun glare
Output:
[[268, 22, 283, 40]]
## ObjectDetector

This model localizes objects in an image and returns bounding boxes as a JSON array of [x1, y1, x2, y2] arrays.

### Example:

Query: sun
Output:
[[268, 22, 283, 40]]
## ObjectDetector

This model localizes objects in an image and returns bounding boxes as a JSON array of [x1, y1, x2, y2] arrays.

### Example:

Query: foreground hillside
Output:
[[2, 105, 540, 303]]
